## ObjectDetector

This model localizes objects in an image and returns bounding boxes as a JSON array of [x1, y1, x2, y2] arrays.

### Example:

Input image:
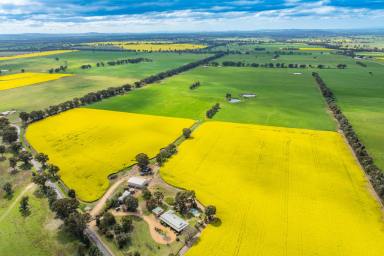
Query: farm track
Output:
[[0, 183, 35, 223]]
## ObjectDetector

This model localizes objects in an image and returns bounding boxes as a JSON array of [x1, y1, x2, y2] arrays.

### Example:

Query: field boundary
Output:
[[313, 72, 384, 204]]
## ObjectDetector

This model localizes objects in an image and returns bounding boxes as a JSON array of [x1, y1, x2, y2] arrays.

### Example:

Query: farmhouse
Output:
[[128, 176, 149, 189], [159, 210, 189, 233]]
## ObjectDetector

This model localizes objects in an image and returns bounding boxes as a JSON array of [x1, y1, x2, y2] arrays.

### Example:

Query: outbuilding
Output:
[[118, 190, 131, 203], [128, 176, 149, 189], [159, 210, 189, 233], [152, 206, 164, 217]]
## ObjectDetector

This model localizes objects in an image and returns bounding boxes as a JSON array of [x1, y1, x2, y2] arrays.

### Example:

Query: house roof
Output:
[[159, 210, 188, 232], [152, 206, 164, 215], [118, 190, 131, 202]]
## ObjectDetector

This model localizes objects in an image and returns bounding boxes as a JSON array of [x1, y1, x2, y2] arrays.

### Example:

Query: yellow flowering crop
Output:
[[162, 121, 384, 256], [0, 72, 73, 91], [299, 47, 332, 51], [0, 50, 77, 61], [87, 42, 206, 51], [26, 109, 195, 201]]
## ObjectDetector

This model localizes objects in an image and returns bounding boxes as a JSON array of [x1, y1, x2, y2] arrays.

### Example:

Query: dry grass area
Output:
[[161, 121, 384, 256]]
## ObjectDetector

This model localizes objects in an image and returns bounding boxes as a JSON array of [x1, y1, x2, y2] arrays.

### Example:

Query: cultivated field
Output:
[[0, 72, 72, 91], [161, 121, 384, 256], [86, 42, 207, 51], [319, 61, 384, 169], [0, 50, 76, 61], [90, 65, 335, 131], [26, 108, 195, 201], [0, 51, 209, 111]]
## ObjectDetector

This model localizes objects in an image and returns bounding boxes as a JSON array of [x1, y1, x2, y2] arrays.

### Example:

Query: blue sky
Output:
[[0, 0, 383, 33]]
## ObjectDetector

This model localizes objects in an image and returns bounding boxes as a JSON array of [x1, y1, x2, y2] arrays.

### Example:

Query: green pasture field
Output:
[[211, 42, 313, 52], [216, 52, 356, 68], [0, 51, 210, 112], [320, 61, 384, 169], [89, 65, 335, 131]]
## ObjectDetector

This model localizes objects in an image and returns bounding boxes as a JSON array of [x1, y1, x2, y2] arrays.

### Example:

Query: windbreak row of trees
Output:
[[19, 52, 226, 125], [48, 65, 68, 73], [206, 103, 220, 119], [189, 81, 201, 90], [216, 61, 347, 69], [312, 72, 384, 201], [80, 57, 152, 70]]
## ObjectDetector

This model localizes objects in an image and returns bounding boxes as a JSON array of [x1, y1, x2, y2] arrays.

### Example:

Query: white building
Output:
[[128, 176, 149, 189], [159, 210, 189, 232], [118, 190, 131, 203]]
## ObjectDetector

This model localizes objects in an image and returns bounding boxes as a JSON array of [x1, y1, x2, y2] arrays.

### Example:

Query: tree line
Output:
[[19, 52, 226, 125], [81, 57, 152, 70], [206, 103, 220, 119], [189, 81, 201, 90], [312, 72, 384, 201], [215, 61, 347, 69]]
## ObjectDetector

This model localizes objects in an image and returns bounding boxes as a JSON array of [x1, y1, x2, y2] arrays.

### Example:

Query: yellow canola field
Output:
[[0, 50, 77, 61], [299, 47, 332, 51], [88, 42, 206, 51], [26, 108, 195, 201], [0, 72, 72, 91], [161, 121, 384, 256]]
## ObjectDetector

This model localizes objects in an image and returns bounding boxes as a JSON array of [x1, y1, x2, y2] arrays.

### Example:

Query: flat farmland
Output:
[[90, 66, 335, 131], [0, 51, 209, 112], [26, 108, 195, 201], [0, 72, 72, 91], [161, 121, 384, 256], [319, 61, 384, 169], [0, 50, 76, 61]]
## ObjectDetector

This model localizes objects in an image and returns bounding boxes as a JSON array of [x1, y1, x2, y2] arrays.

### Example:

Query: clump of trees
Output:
[[189, 81, 201, 90], [220, 60, 342, 69], [182, 128, 192, 139], [206, 103, 220, 119], [174, 190, 197, 215], [356, 61, 367, 67], [312, 72, 384, 201], [48, 65, 67, 73], [155, 143, 177, 166], [96, 212, 133, 249], [19, 196, 30, 216]]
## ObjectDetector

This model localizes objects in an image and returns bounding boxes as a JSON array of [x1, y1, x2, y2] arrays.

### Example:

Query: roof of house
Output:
[[159, 210, 188, 232]]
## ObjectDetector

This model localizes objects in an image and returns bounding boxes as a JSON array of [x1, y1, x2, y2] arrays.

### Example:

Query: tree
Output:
[[153, 191, 164, 205], [182, 128, 192, 139], [2, 127, 18, 144], [32, 173, 48, 190], [18, 151, 32, 166], [46, 164, 60, 179], [9, 142, 22, 154], [51, 198, 79, 219], [124, 195, 138, 212], [0, 145, 5, 160], [135, 153, 149, 170], [35, 153, 49, 168], [142, 188, 152, 200], [88, 245, 103, 256], [64, 212, 89, 239], [121, 216, 133, 233], [9, 156, 17, 172], [68, 189, 76, 198], [175, 190, 196, 214], [115, 233, 130, 248], [205, 205, 217, 223], [2, 182, 13, 198], [19, 112, 30, 124], [19, 196, 30, 216], [146, 198, 157, 211], [0, 117, 10, 129]]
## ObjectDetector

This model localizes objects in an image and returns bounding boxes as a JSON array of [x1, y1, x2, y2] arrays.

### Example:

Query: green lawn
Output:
[[89, 65, 335, 131], [0, 51, 210, 112], [319, 60, 384, 169], [0, 187, 78, 256], [102, 216, 184, 256]]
